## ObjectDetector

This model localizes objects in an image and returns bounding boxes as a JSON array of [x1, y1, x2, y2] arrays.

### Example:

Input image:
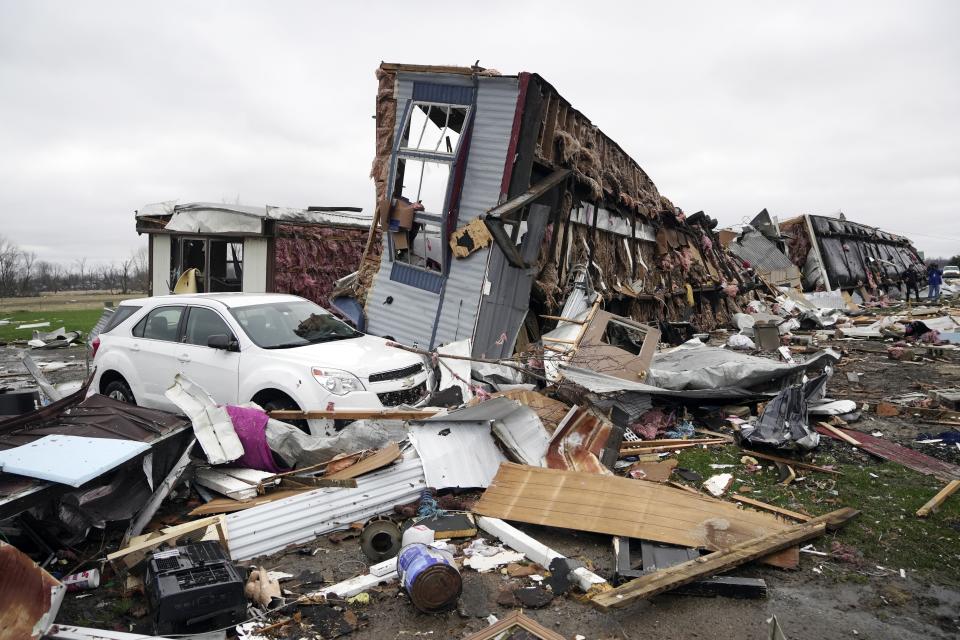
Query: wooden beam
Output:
[[803, 507, 860, 532], [107, 515, 227, 569], [620, 437, 727, 449], [743, 449, 841, 475], [730, 493, 811, 522], [916, 479, 960, 517], [591, 522, 827, 609], [539, 314, 587, 324], [269, 409, 440, 421], [817, 422, 862, 446]]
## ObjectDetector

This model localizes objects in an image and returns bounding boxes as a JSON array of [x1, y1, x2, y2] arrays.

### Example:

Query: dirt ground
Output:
[[8, 317, 960, 639]]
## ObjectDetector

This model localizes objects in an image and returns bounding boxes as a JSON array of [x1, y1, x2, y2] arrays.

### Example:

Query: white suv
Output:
[[90, 294, 433, 420]]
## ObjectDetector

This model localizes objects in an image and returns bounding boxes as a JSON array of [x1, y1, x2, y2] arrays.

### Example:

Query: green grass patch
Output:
[[0, 308, 105, 343], [676, 444, 960, 585]]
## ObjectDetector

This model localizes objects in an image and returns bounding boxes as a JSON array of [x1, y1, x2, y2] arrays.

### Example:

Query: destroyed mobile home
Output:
[[1, 62, 959, 640]]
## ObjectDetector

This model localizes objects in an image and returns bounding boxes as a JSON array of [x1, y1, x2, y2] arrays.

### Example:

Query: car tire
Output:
[[104, 379, 136, 405], [261, 396, 308, 432]]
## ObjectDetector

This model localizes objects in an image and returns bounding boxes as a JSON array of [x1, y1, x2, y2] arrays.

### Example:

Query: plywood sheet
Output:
[[473, 463, 789, 550]]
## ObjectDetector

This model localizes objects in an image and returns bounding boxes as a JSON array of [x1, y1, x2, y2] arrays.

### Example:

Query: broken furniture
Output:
[[0, 391, 193, 537], [145, 541, 246, 635], [612, 538, 767, 598]]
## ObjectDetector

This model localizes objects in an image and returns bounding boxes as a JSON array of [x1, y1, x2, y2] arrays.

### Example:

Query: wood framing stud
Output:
[[916, 479, 960, 518]]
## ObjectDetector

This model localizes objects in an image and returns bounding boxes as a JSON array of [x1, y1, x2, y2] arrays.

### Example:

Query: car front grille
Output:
[[368, 363, 424, 383], [377, 382, 427, 407]]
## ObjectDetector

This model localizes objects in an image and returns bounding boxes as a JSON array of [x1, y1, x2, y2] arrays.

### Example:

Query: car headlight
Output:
[[311, 368, 365, 395]]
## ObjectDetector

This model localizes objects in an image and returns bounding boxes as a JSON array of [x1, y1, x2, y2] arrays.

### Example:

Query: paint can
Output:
[[396, 543, 461, 612], [63, 568, 100, 591], [401, 524, 435, 548]]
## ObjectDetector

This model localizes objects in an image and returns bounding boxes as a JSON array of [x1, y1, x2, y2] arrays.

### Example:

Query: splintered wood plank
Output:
[[326, 442, 401, 480], [591, 522, 827, 609], [916, 479, 960, 517], [816, 422, 862, 446], [742, 449, 841, 475], [472, 463, 788, 551], [730, 494, 812, 522]]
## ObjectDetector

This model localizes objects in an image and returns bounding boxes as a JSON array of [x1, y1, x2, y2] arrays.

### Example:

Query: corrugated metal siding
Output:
[[366, 74, 519, 348], [727, 230, 795, 272], [472, 204, 550, 359], [224, 457, 426, 561], [434, 76, 519, 347]]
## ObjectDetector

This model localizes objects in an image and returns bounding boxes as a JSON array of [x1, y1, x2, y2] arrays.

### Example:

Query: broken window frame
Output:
[[387, 98, 473, 286], [398, 102, 469, 157], [169, 236, 244, 293]]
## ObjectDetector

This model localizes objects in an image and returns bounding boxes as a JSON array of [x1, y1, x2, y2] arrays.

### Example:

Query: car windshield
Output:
[[230, 300, 362, 349]]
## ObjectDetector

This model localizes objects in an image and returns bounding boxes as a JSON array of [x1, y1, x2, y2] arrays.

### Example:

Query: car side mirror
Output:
[[208, 334, 238, 351]]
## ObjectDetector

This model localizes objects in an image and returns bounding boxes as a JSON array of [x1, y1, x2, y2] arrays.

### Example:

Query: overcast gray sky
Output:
[[1, 0, 958, 265]]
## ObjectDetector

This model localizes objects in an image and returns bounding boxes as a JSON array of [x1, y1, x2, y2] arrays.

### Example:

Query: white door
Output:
[[130, 305, 186, 408], [177, 306, 241, 405]]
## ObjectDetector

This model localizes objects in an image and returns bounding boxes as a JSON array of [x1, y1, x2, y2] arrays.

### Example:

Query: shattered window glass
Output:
[[396, 158, 450, 217], [600, 318, 650, 356], [169, 237, 245, 293], [209, 240, 243, 292], [400, 103, 467, 155], [389, 100, 471, 278], [390, 158, 449, 273]]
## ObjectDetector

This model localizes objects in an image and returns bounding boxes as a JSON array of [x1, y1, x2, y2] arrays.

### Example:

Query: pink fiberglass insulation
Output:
[[273, 224, 370, 309]]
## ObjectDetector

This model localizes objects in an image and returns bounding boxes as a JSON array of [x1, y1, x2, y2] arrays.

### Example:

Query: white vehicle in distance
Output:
[[943, 265, 959, 280], [90, 293, 434, 429]]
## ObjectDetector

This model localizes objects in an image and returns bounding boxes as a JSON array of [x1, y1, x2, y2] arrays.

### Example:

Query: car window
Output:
[[104, 306, 141, 334], [184, 307, 234, 347], [133, 306, 185, 341], [230, 300, 361, 349]]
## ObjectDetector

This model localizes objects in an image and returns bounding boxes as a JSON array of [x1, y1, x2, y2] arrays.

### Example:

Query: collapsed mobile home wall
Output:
[[779, 214, 923, 292], [361, 64, 760, 358]]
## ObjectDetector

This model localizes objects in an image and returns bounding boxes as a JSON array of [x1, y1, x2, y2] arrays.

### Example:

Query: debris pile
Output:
[[2, 61, 959, 640]]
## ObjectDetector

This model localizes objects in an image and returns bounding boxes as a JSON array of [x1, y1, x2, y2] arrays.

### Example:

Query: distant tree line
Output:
[[925, 255, 960, 268], [0, 234, 148, 298]]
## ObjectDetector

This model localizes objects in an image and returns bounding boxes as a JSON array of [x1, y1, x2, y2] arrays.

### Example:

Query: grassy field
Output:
[[0, 308, 107, 343], [676, 444, 960, 585], [0, 290, 142, 313]]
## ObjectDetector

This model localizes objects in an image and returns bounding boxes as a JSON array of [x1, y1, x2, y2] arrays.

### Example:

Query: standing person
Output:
[[927, 263, 943, 300], [902, 265, 921, 303]]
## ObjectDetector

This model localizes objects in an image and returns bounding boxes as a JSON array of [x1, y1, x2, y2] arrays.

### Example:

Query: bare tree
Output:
[[73, 257, 88, 290], [97, 262, 117, 293], [118, 253, 137, 294], [50, 263, 64, 292], [18, 250, 36, 296], [36, 260, 53, 291], [0, 235, 22, 298], [132, 245, 149, 292]]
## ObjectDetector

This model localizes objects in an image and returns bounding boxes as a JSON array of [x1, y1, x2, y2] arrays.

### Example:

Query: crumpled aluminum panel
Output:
[[224, 457, 426, 561]]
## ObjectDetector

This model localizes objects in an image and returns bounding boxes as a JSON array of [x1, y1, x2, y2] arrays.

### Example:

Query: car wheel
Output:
[[104, 379, 136, 405], [261, 396, 308, 432]]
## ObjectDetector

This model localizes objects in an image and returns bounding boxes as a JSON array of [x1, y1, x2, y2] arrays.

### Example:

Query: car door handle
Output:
[[177, 353, 191, 363], [130, 343, 140, 352]]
